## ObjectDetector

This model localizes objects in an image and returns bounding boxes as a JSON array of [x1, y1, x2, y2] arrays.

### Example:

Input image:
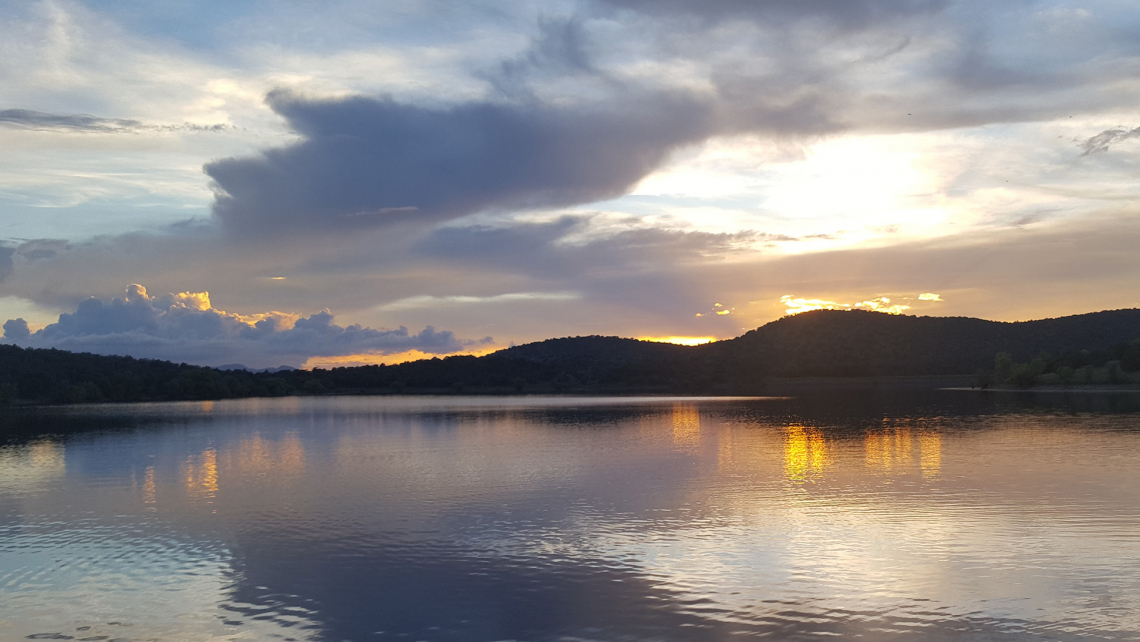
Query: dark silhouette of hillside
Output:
[[0, 346, 291, 404], [2, 308, 1138, 405], [719, 308, 1140, 377]]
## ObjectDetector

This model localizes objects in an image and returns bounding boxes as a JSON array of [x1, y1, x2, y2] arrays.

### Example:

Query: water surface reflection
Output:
[[1, 392, 1139, 641]]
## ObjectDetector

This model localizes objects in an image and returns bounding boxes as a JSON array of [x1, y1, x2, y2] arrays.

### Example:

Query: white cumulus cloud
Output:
[[1, 284, 487, 369]]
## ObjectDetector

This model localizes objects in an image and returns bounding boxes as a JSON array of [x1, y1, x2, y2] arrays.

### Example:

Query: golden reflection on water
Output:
[[0, 440, 66, 492], [865, 429, 894, 471], [136, 433, 308, 510], [717, 426, 734, 471], [865, 426, 942, 477], [278, 434, 306, 472], [784, 425, 831, 482], [220, 432, 308, 478], [183, 447, 219, 502], [672, 404, 701, 450], [920, 431, 941, 478], [29, 441, 64, 469], [896, 427, 913, 466], [142, 465, 156, 508], [236, 433, 273, 473]]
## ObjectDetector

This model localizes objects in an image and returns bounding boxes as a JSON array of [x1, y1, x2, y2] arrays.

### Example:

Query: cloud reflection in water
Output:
[[0, 393, 1137, 641]]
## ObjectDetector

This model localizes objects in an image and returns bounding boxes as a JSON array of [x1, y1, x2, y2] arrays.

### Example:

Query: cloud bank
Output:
[[205, 90, 715, 235], [2, 284, 486, 369], [598, 0, 948, 28], [196, 0, 1140, 243]]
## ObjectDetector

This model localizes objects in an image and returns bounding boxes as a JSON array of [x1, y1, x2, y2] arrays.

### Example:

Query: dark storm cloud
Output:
[[2, 284, 482, 368], [0, 108, 230, 134], [204, 90, 716, 235], [1081, 125, 1140, 155]]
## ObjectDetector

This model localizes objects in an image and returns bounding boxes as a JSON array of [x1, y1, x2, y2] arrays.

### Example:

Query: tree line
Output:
[[990, 339, 1140, 388], [3, 308, 1138, 405]]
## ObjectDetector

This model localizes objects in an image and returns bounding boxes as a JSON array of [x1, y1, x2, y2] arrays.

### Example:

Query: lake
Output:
[[2, 391, 1139, 641]]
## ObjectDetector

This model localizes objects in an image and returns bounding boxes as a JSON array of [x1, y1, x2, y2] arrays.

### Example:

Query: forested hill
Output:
[[2, 308, 1139, 404], [720, 308, 1140, 377]]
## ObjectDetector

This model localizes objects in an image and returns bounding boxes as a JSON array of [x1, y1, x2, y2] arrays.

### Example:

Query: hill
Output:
[[718, 308, 1140, 377], [2, 308, 1138, 404], [0, 346, 291, 404]]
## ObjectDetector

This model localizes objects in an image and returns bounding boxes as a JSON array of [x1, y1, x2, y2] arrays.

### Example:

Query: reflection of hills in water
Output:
[[103, 404, 950, 513], [2, 396, 1140, 641]]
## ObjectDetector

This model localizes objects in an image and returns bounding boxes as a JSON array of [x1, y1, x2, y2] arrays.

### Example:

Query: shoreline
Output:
[[4, 375, 1138, 409], [944, 385, 1140, 394]]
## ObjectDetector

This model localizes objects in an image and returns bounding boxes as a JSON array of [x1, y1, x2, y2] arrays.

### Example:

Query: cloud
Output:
[[0, 108, 231, 134], [2, 318, 30, 341], [204, 89, 716, 235], [694, 303, 733, 317], [6, 0, 1140, 351], [0, 108, 143, 133], [379, 291, 580, 311], [195, 0, 1140, 243], [1080, 126, 1140, 156], [3, 208, 1140, 352], [488, 17, 598, 99], [417, 216, 762, 278], [597, 0, 948, 30], [0, 245, 13, 283], [3, 284, 485, 369]]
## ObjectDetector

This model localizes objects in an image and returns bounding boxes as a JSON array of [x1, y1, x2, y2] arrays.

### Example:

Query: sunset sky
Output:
[[2, 0, 1139, 368]]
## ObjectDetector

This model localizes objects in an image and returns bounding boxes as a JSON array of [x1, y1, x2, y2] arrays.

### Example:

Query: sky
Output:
[[1, 0, 1139, 368]]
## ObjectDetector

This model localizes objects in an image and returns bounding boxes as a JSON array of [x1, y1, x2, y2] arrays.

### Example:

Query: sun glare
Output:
[[780, 293, 943, 316], [629, 134, 950, 250]]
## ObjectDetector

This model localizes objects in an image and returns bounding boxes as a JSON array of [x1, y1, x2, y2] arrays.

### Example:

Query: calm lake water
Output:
[[2, 391, 1139, 641]]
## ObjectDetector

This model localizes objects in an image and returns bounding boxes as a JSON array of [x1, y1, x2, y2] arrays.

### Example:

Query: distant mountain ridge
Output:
[[2, 308, 1138, 404]]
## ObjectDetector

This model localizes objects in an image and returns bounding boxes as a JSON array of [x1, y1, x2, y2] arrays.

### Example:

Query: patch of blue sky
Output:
[[70, 0, 550, 59], [0, 193, 208, 242]]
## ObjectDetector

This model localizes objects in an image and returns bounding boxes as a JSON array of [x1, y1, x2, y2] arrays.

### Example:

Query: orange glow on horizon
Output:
[[639, 336, 717, 346], [780, 292, 943, 316], [302, 346, 503, 369]]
